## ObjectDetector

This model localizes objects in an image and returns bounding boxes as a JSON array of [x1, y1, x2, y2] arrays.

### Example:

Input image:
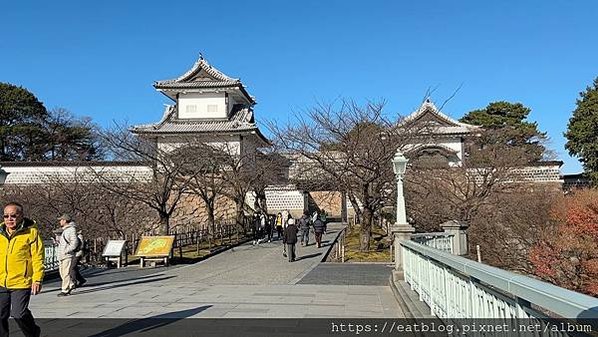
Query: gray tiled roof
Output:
[[134, 120, 258, 134], [154, 80, 240, 89], [153, 55, 256, 104], [401, 100, 479, 135], [433, 126, 477, 135], [131, 105, 258, 134]]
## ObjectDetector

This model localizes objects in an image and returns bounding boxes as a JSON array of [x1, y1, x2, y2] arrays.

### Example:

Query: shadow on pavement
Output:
[[86, 306, 212, 337], [82, 274, 167, 288], [70, 276, 176, 296], [296, 252, 322, 261]]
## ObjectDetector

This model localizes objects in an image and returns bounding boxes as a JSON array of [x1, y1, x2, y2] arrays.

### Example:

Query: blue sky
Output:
[[2, 1, 596, 173]]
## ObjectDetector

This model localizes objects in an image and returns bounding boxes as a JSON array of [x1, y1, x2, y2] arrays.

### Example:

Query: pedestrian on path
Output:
[[275, 212, 283, 240], [283, 218, 298, 262], [73, 230, 87, 287], [299, 211, 311, 246], [281, 209, 289, 226], [265, 214, 273, 242], [0, 202, 44, 337], [57, 214, 79, 296], [313, 215, 326, 248], [252, 214, 260, 245]]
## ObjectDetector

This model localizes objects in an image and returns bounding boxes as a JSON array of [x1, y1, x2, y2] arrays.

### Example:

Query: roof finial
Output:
[[425, 98, 431, 103], [199, 52, 204, 60]]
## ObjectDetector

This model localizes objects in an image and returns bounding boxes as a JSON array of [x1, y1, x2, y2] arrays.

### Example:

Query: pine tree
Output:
[[460, 101, 547, 162], [565, 77, 598, 185]]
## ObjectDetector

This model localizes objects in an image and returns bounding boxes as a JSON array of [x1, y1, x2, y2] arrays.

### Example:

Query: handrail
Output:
[[411, 232, 453, 238], [411, 232, 454, 254], [400, 239, 598, 319]]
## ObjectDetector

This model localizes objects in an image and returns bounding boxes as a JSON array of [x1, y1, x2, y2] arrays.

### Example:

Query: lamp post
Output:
[[391, 150, 414, 274], [392, 151, 408, 225]]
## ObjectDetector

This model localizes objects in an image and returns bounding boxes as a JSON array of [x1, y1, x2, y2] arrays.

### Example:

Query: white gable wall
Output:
[[178, 92, 227, 119], [157, 139, 241, 156], [404, 136, 464, 167]]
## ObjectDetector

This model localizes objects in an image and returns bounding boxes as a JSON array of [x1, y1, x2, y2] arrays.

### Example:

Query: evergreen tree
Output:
[[0, 82, 48, 160], [565, 77, 598, 185], [460, 101, 547, 162], [0, 82, 102, 161]]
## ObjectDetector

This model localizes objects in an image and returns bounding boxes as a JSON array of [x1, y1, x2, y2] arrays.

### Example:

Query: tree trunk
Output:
[[159, 212, 170, 235], [207, 203, 215, 246], [360, 206, 373, 252], [235, 200, 245, 234]]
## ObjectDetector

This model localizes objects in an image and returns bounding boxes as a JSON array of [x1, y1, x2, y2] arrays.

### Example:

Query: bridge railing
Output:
[[43, 240, 59, 272], [411, 232, 454, 254], [400, 240, 598, 334]]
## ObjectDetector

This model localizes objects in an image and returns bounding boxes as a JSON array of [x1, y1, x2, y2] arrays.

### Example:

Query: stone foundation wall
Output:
[[309, 191, 342, 218], [170, 194, 237, 232]]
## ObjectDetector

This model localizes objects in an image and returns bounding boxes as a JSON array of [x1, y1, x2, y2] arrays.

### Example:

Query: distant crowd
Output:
[[251, 210, 328, 262]]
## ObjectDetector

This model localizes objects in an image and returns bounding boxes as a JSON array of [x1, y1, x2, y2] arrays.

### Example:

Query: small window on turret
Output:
[[186, 105, 197, 113], [207, 105, 218, 113]]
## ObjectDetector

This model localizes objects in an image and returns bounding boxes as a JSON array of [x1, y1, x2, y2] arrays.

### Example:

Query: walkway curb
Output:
[[389, 271, 436, 319], [289, 223, 345, 284], [320, 224, 347, 263]]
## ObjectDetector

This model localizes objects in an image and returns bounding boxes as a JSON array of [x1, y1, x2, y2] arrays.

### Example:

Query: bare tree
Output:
[[97, 126, 196, 235], [0, 179, 154, 242], [404, 128, 560, 271], [269, 99, 416, 251], [405, 129, 535, 230]]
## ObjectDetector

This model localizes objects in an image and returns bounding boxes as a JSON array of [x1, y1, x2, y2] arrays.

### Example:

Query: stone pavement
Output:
[[30, 223, 405, 319]]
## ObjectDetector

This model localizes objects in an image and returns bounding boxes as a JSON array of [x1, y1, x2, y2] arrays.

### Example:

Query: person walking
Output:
[[298, 211, 311, 246], [258, 213, 267, 244], [313, 215, 326, 248], [282, 218, 298, 262], [275, 212, 283, 240], [57, 214, 79, 296], [252, 214, 260, 245], [281, 209, 289, 226], [320, 209, 328, 225], [0, 202, 44, 337], [265, 214, 273, 243], [73, 230, 87, 288]]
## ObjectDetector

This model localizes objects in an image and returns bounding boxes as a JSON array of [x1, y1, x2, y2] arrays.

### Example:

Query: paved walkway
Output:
[[31, 223, 404, 319]]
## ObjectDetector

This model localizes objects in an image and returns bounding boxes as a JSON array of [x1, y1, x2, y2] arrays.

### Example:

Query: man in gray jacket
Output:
[[298, 211, 311, 246], [57, 214, 79, 296]]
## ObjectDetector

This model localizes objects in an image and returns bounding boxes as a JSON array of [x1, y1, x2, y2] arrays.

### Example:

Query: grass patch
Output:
[[344, 225, 392, 262], [174, 236, 250, 261]]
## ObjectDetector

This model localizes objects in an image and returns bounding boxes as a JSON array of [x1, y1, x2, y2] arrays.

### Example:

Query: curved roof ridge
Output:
[[402, 99, 478, 129], [174, 54, 239, 83], [131, 105, 176, 132]]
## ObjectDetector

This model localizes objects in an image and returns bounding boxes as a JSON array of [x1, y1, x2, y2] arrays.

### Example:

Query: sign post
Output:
[[102, 240, 127, 268], [134, 236, 175, 268]]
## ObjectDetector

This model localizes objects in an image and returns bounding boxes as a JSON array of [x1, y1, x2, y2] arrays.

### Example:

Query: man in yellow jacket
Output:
[[0, 202, 44, 337]]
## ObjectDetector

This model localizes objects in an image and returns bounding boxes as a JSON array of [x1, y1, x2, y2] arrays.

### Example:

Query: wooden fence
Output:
[[44, 218, 253, 271]]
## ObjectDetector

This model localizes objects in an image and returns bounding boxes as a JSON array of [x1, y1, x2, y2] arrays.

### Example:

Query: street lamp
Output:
[[392, 151, 408, 225]]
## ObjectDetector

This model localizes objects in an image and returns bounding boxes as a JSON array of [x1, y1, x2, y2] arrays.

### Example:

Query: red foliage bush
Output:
[[529, 189, 598, 296]]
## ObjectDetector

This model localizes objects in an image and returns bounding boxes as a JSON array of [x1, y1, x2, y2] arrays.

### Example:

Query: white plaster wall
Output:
[[403, 136, 464, 166], [157, 140, 241, 156], [2, 165, 153, 185], [178, 92, 226, 119], [246, 189, 306, 213]]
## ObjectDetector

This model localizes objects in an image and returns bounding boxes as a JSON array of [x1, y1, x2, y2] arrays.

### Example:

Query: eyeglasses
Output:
[[3, 214, 19, 219]]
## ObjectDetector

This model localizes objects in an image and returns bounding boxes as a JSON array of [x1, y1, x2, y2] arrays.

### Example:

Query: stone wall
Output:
[[309, 191, 342, 218], [170, 193, 237, 232]]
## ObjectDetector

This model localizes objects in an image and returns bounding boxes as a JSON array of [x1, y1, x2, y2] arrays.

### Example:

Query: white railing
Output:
[[411, 232, 454, 254], [43, 241, 59, 272], [401, 240, 598, 335]]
